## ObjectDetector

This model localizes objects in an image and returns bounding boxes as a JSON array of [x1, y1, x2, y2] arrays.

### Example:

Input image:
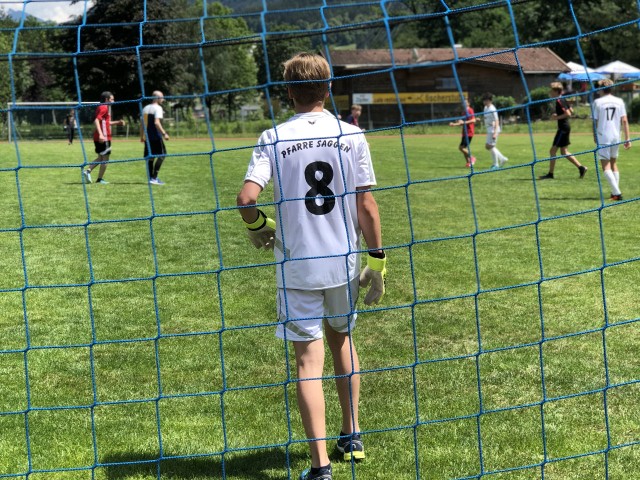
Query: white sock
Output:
[[490, 149, 498, 166], [614, 170, 620, 187], [604, 170, 621, 195]]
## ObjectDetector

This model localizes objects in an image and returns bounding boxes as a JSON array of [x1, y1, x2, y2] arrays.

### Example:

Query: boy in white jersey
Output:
[[237, 52, 385, 480], [482, 92, 508, 169], [592, 79, 631, 201]]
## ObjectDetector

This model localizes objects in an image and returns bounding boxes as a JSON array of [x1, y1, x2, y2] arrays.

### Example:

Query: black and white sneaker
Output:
[[578, 165, 588, 179], [299, 464, 332, 480], [336, 432, 365, 461]]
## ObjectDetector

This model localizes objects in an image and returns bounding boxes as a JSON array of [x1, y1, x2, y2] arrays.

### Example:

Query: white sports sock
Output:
[[603, 170, 621, 195], [490, 148, 498, 167], [614, 170, 620, 186]]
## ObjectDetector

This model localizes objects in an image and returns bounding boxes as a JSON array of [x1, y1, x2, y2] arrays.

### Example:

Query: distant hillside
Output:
[[1, 8, 45, 23]]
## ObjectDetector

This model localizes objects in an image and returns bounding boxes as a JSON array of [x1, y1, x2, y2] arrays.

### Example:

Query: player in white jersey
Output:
[[592, 79, 631, 201], [237, 53, 385, 480], [482, 92, 508, 169]]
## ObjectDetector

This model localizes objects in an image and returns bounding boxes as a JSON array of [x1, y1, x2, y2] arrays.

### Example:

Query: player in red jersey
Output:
[[450, 99, 477, 167], [83, 91, 126, 184]]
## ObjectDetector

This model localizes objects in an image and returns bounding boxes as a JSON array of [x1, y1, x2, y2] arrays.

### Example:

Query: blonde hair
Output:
[[351, 104, 362, 112], [550, 82, 564, 92], [283, 52, 331, 105], [598, 78, 614, 90]]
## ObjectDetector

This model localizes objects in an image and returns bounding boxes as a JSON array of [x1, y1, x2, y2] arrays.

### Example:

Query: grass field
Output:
[[0, 127, 639, 480]]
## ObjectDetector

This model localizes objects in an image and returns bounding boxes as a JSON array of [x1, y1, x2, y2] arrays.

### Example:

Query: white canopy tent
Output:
[[595, 60, 640, 77], [566, 61, 598, 74]]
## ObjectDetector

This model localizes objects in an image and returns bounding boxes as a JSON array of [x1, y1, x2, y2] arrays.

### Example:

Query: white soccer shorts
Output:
[[275, 277, 360, 341], [597, 143, 620, 161], [485, 128, 499, 146]]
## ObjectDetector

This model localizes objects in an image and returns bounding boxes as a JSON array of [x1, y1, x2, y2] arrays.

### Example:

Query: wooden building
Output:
[[328, 47, 569, 129]]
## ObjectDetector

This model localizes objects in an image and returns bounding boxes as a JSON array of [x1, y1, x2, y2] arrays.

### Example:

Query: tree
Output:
[[254, 24, 312, 109], [143, 1, 259, 120], [59, 0, 192, 117]]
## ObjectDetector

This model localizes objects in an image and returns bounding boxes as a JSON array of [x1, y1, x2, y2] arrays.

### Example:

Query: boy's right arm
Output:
[[237, 180, 275, 250]]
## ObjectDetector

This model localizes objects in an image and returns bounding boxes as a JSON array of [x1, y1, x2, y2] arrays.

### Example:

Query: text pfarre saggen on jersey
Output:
[[279, 139, 353, 159]]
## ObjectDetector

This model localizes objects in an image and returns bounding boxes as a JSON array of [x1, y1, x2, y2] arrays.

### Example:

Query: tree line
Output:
[[1, 0, 639, 121]]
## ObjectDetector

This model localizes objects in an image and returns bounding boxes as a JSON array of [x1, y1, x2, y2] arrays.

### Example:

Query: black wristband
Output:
[[246, 209, 267, 231], [368, 250, 385, 259]]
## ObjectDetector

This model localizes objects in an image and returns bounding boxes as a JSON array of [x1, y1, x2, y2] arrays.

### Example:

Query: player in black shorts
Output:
[[141, 91, 170, 185], [539, 82, 587, 180]]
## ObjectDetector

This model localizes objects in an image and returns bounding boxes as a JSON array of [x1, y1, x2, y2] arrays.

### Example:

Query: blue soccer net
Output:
[[1, 1, 640, 479]]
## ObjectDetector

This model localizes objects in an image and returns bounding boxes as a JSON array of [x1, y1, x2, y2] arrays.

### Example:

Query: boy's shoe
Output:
[[610, 194, 623, 201], [489, 165, 500, 171], [83, 169, 92, 183], [299, 464, 332, 480], [150, 178, 165, 185], [337, 432, 365, 461], [578, 165, 588, 178], [470, 156, 476, 165], [539, 172, 554, 180], [96, 179, 109, 184]]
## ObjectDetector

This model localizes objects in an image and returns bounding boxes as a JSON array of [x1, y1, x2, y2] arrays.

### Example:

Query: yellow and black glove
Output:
[[243, 209, 276, 250], [359, 252, 386, 305]]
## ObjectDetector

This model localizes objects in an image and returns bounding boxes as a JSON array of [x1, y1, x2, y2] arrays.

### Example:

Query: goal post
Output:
[[6, 101, 104, 142]]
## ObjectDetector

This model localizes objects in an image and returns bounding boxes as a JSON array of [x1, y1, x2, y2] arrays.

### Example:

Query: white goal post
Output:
[[6, 101, 105, 142]]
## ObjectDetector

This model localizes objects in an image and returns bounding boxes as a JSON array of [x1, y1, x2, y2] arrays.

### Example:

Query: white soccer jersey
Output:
[[593, 94, 627, 145], [142, 103, 164, 141], [483, 104, 500, 130], [245, 109, 376, 290]]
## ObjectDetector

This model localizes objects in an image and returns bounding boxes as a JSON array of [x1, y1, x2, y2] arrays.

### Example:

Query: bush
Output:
[[471, 95, 517, 123], [521, 86, 552, 121]]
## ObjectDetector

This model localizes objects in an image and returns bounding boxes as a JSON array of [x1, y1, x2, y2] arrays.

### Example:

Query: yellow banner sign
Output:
[[372, 92, 467, 104]]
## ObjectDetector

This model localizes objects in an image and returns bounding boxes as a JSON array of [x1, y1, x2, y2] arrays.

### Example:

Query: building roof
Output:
[[329, 47, 569, 74]]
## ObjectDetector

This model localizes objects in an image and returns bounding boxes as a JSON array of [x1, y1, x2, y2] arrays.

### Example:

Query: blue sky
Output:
[[2, 1, 94, 23]]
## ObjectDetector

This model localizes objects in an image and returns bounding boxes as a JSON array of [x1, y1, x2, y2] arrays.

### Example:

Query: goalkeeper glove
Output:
[[359, 252, 386, 305], [243, 209, 276, 250]]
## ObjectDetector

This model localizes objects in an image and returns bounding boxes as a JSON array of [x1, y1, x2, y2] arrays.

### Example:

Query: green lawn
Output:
[[0, 127, 639, 480]]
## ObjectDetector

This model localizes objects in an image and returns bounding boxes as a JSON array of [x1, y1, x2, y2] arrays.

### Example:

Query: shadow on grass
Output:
[[103, 448, 306, 480]]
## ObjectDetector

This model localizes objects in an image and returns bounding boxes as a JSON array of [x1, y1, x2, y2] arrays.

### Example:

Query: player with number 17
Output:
[[236, 52, 385, 480]]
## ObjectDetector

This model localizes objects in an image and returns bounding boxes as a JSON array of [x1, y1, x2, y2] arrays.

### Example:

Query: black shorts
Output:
[[459, 135, 473, 148], [94, 140, 111, 156], [552, 129, 571, 148], [144, 139, 166, 157]]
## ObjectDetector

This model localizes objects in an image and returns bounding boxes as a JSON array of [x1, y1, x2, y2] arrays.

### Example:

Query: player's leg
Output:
[[600, 148, 621, 199], [541, 144, 558, 179], [147, 157, 156, 181], [486, 129, 498, 167], [610, 157, 621, 199], [558, 130, 586, 178], [148, 140, 167, 184], [152, 156, 165, 182], [276, 289, 331, 473], [459, 142, 469, 161], [324, 279, 364, 461], [294, 339, 330, 469], [96, 155, 110, 184], [325, 325, 360, 434], [460, 137, 475, 167]]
